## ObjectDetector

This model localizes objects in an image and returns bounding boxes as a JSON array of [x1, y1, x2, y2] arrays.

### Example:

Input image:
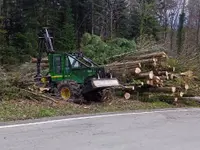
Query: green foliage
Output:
[[0, 0, 162, 65], [56, 24, 76, 52], [38, 109, 56, 117], [0, 46, 19, 64], [109, 38, 136, 51], [81, 33, 92, 46], [81, 33, 136, 64], [0, 68, 20, 100]]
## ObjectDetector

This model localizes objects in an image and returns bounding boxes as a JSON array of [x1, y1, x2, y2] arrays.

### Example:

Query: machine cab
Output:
[[48, 53, 98, 84]]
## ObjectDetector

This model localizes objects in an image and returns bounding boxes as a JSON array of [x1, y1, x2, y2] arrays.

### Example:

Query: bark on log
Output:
[[147, 87, 177, 93], [105, 58, 157, 69], [121, 52, 167, 62], [108, 51, 167, 62], [182, 97, 200, 103], [159, 76, 169, 80], [136, 71, 154, 80], [146, 79, 164, 87], [108, 67, 141, 74], [155, 67, 176, 72], [110, 67, 142, 81], [154, 71, 169, 78]]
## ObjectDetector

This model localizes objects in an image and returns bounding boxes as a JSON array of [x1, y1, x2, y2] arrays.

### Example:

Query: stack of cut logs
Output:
[[105, 51, 191, 103]]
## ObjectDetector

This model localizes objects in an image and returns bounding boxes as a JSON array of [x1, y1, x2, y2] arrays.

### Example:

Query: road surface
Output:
[[1, 108, 200, 150]]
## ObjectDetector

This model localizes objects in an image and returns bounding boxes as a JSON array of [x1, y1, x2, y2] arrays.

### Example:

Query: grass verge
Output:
[[1, 98, 198, 122]]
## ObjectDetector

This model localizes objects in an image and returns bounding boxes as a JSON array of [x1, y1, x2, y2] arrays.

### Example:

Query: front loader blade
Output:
[[82, 78, 120, 94], [91, 78, 120, 88]]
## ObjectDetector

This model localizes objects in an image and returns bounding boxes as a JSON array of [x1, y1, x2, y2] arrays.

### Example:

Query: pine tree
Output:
[[55, 0, 76, 51]]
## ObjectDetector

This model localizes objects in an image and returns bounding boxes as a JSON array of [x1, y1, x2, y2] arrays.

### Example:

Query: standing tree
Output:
[[177, 0, 186, 54]]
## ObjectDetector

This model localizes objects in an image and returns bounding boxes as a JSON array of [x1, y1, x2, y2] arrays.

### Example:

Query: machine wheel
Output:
[[83, 90, 103, 102], [57, 81, 84, 104], [83, 76, 104, 102]]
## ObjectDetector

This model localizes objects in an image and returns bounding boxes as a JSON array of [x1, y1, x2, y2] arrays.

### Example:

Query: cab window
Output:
[[54, 56, 62, 74], [65, 56, 70, 72], [69, 56, 80, 68]]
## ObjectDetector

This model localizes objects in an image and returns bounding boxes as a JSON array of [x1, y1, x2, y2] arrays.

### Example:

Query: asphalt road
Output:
[[1, 108, 200, 150]]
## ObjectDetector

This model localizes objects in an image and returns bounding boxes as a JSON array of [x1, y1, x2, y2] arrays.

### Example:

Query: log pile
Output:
[[30, 51, 198, 104], [106, 51, 194, 104]]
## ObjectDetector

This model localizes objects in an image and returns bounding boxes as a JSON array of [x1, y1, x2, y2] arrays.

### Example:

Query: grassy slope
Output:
[[1, 98, 196, 122]]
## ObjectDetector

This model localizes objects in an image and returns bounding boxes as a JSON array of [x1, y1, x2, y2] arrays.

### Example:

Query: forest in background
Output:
[[0, 0, 199, 66]]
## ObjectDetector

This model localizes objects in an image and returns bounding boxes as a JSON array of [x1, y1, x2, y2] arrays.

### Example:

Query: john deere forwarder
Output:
[[35, 28, 119, 103]]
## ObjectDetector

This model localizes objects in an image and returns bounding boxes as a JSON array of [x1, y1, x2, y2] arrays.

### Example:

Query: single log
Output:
[[108, 51, 167, 62], [122, 52, 167, 62], [136, 71, 154, 80], [152, 76, 164, 86], [154, 71, 169, 78], [168, 73, 179, 80], [31, 57, 48, 63], [122, 85, 135, 91], [104, 63, 140, 69], [147, 79, 162, 87], [148, 87, 177, 93], [155, 66, 176, 72], [109, 67, 142, 80], [182, 97, 200, 103], [185, 84, 189, 90], [159, 76, 169, 80], [114, 85, 135, 91], [180, 92, 185, 97], [124, 92, 131, 100], [135, 68, 142, 74], [180, 70, 193, 77], [108, 67, 141, 74], [147, 80, 154, 86], [105, 58, 157, 69]]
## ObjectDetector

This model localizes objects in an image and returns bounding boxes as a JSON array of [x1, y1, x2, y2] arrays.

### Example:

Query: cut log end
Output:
[[135, 68, 142, 74], [172, 87, 176, 93], [180, 92, 184, 97], [174, 97, 178, 102], [185, 84, 189, 90], [173, 67, 176, 72], [149, 71, 154, 80], [124, 93, 131, 100]]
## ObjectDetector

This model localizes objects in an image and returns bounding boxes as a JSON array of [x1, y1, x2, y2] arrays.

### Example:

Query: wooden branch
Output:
[[20, 89, 58, 103]]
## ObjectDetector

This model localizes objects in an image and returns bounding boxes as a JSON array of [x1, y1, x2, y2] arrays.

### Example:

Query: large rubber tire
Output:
[[83, 90, 103, 102], [57, 81, 84, 104]]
